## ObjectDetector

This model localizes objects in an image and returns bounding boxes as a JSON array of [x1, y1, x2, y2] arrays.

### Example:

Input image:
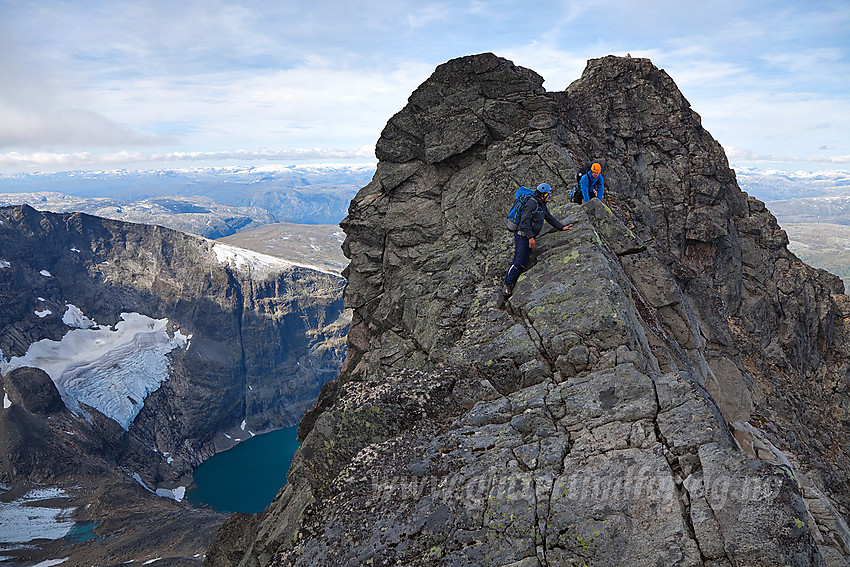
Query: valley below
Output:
[[0, 204, 348, 566], [780, 222, 850, 289]]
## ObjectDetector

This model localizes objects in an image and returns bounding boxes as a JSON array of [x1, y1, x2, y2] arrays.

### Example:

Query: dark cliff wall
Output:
[[208, 54, 850, 567]]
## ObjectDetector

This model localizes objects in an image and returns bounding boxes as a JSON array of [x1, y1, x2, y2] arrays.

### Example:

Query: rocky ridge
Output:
[[0, 205, 348, 565], [208, 54, 850, 566]]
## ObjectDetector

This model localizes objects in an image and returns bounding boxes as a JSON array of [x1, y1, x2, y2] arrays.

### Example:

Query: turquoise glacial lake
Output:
[[186, 425, 300, 514]]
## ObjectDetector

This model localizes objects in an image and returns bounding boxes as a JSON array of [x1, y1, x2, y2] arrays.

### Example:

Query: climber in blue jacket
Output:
[[578, 162, 605, 203], [502, 183, 571, 298]]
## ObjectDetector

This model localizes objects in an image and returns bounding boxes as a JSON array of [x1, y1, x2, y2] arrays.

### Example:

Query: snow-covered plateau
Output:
[[212, 242, 338, 277], [1, 307, 190, 430]]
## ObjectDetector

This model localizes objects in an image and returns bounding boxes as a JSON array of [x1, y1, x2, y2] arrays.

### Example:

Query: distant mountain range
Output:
[[0, 192, 278, 239], [731, 169, 850, 290], [3, 165, 849, 229], [0, 164, 375, 232], [761, 194, 850, 225], [734, 168, 850, 201]]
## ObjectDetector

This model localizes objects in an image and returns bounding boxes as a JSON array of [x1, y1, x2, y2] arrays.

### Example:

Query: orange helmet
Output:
[[591, 163, 601, 173]]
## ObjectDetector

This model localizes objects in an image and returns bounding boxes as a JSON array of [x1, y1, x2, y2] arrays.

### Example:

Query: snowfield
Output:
[[0, 487, 75, 544], [1, 308, 190, 430]]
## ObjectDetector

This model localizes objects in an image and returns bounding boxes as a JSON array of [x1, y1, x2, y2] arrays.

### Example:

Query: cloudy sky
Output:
[[0, 0, 848, 172]]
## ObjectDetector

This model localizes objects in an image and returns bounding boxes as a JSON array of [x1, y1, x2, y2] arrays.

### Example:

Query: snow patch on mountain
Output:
[[35, 309, 52, 318], [132, 473, 153, 492], [0, 260, 9, 269], [40, 269, 52, 277], [212, 242, 337, 277], [156, 486, 186, 502], [62, 304, 97, 329], [0, 487, 75, 544], [1, 311, 190, 430], [31, 559, 69, 567]]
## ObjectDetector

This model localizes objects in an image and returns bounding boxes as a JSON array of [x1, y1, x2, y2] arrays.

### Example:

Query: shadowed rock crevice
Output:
[[208, 53, 849, 567]]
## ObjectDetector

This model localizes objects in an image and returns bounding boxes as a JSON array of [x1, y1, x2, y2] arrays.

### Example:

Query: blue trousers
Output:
[[505, 233, 532, 288]]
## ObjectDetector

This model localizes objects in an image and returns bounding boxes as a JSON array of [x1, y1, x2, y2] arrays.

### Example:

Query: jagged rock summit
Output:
[[208, 54, 850, 566]]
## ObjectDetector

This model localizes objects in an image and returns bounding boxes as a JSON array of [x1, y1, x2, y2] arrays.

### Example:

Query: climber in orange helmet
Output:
[[576, 162, 605, 203]]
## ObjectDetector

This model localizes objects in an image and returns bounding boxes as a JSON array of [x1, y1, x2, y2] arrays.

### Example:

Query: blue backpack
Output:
[[504, 186, 537, 232]]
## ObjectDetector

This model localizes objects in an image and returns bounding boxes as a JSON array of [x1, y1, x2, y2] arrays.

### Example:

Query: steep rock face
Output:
[[209, 54, 850, 566], [0, 205, 348, 564]]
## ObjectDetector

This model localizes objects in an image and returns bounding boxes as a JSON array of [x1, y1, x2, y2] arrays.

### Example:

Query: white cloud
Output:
[[81, 60, 433, 151], [725, 147, 850, 165], [498, 44, 589, 91], [0, 22, 168, 150], [0, 104, 167, 149], [0, 0, 846, 173], [406, 3, 452, 28], [693, 90, 850, 157]]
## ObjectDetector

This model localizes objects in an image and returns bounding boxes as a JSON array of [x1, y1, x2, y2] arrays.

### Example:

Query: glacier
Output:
[[1, 309, 190, 430]]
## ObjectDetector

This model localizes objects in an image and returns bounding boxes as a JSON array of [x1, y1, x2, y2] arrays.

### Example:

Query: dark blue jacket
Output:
[[518, 194, 564, 237], [579, 172, 605, 202]]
